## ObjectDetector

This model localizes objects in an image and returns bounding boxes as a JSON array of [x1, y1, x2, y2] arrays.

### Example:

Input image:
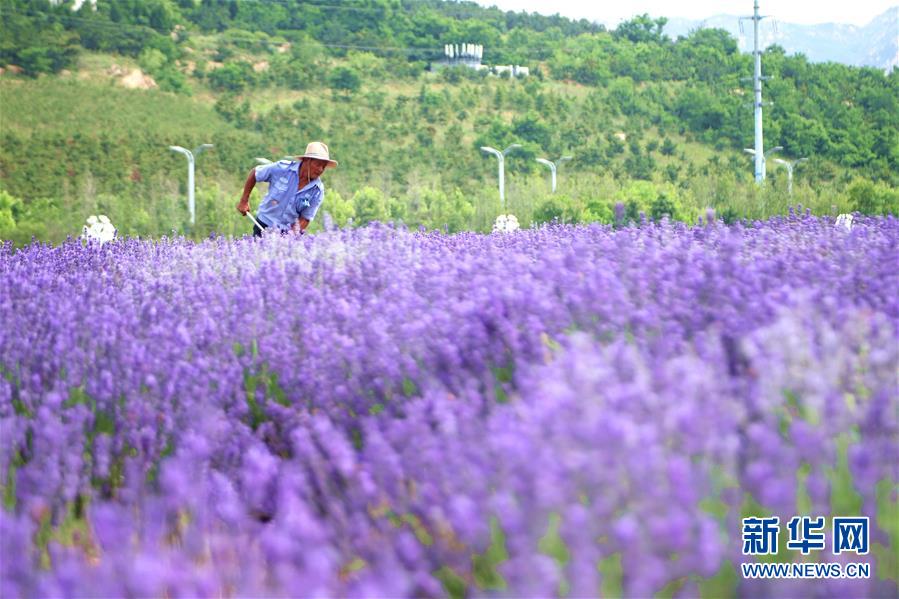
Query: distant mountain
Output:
[[664, 6, 898, 72]]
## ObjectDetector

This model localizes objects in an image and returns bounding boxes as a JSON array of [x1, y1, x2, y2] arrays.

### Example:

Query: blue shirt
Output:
[[254, 159, 324, 231]]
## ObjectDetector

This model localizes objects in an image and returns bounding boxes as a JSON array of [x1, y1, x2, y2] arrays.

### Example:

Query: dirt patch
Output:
[[120, 69, 157, 90], [253, 60, 270, 73]]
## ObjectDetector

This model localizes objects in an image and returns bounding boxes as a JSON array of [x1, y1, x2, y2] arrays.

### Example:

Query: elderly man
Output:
[[237, 141, 338, 236]]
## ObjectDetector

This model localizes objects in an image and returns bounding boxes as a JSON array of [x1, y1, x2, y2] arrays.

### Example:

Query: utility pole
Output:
[[481, 144, 521, 211], [169, 144, 213, 225], [740, 1, 774, 183], [744, 146, 782, 183]]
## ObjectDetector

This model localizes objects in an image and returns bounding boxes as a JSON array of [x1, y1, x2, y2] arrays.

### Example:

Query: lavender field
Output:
[[1, 214, 897, 598]]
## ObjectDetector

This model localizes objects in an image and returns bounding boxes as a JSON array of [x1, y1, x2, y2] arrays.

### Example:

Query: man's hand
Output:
[[290, 217, 310, 235], [237, 198, 250, 215], [290, 220, 306, 235]]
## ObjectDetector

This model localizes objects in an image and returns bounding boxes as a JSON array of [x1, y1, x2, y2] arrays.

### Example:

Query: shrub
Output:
[[208, 61, 255, 92], [352, 186, 390, 224], [650, 194, 679, 221], [328, 66, 362, 96], [848, 179, 899, 215], [534, 198, 565, 223]]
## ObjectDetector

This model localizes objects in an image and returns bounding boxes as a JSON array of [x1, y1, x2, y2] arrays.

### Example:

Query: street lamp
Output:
[[481, 144, 521, 211], [772, 157, 808, 196], [535, 155, 572, 193], [169, 143, 213, 225], [744, 145, 782, 183]]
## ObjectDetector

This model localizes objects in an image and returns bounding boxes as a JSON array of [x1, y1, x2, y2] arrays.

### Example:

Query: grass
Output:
[[0, 76, 236, 138]]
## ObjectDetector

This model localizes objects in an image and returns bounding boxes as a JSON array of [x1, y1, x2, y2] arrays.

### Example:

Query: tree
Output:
[[353, 187, 390, 223], [512, 112, 552, 149], [533, 198, 565, 223], [329, 66, 362, 97], [613, 14, 669, 44], [650, 194, 680, 221], [208, 61, 255, 91], [848, 179, 899, 215], [660, 138, 677, 156], [322, 190, 355, 227], [421, 188, 474, 232]]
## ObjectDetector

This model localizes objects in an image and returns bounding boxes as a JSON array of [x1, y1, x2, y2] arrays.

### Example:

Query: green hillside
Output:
[[1, 0, 897, 244]]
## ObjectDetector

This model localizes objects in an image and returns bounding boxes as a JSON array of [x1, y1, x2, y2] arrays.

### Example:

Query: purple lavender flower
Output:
[[0, 217, 896, 596]]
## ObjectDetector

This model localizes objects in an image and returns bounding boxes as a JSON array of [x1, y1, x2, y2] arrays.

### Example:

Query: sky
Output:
[[473, 0, 898, 27]]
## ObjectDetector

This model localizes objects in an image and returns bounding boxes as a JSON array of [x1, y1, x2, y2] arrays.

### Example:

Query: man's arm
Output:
[[291, 217, 310, 234], [236, 169, 256, 215]]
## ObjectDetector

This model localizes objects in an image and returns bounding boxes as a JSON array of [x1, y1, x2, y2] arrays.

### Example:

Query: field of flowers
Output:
[[1, 213, 897, 598]]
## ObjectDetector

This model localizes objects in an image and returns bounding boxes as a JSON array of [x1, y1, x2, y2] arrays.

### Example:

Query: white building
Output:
[[50, 0, 97, 8], [433, 43, 529, 78]]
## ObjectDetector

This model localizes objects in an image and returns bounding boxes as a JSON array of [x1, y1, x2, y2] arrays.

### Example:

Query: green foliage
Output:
[[0, 1, 81, 76], [214, 93, 252, 126], [847, 179, 899, 215], [583, 197, 614, 224], [154, 66, 191, 94], [418, 188, 475, 232], [0, 194, 72, 246], [207, 61, 255, 91], [1, 2, 897, 244], [328, 66, 362, 96], [352, 186, 390, 224], [533, 197, 565, 223], [649, 193, 680, 221], [322, 189, 355, 228], [512, 112, 552, 149], [138, 48, 167, 73], [613, 14, 669, 44], [0, 189, 24, 232]]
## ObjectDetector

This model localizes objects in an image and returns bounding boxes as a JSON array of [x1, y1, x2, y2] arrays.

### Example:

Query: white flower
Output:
[[82, 214, 117, 244], [493, 213, 520, 234], [835, 214, 853, 231]]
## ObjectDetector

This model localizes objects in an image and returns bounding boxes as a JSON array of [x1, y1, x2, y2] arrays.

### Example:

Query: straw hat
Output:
[[298, 141, 338, 167]]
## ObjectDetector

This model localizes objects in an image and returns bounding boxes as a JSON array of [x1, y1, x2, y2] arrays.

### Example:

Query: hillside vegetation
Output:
[[1, 0, 897, 243]]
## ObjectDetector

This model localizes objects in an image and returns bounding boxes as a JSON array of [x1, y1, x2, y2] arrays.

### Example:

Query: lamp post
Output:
[[772, 157, 808, 196], [169, 143, 213, 225], [744, 145, 782, 184], [535, 155, 572, 192], [481, 144, 521, 211]]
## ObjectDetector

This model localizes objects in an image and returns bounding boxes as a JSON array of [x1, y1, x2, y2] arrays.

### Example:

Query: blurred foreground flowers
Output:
[[1, 215, 897, 597]]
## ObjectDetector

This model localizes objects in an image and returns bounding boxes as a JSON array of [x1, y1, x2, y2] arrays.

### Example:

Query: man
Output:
[[236, 141, 338, 236]]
